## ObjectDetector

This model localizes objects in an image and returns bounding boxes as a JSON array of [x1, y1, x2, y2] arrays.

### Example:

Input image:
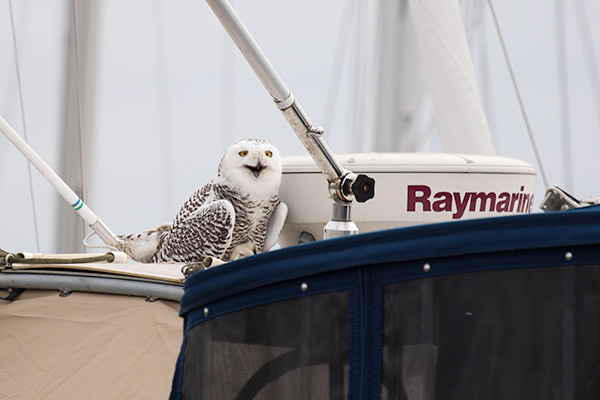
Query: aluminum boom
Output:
[[0, 114, 118, 247], [206, 0, 367, 203]]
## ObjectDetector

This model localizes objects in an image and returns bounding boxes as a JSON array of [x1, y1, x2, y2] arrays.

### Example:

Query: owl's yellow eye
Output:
[[265, 151, 273, 158], [239, 151, 248, 157]]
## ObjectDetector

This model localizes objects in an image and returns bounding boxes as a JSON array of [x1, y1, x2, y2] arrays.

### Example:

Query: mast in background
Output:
[[372, 0, 495, 155], [56, 1, 102, 253], [408, 0, 495, 155], [373, 0, 427, 152]]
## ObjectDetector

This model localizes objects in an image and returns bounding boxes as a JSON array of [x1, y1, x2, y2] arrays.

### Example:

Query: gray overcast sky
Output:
[[1, 0, 599, 253]]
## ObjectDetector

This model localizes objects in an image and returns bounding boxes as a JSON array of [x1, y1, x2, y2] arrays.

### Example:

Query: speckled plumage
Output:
[[116, 139, 287, 263]]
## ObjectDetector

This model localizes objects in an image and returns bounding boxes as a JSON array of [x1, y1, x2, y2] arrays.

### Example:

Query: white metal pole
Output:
[[205, 0, 349, 189], [206, 0, 376, 240], [0, 114, 118, 247]]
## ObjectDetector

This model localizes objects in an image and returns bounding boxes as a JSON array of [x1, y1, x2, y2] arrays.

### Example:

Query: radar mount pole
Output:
[[206, 0, 375, 239]]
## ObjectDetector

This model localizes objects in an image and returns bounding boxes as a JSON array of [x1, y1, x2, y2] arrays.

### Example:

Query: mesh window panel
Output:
[[382, 265, 600, 400], [182, 291, 350, 399]]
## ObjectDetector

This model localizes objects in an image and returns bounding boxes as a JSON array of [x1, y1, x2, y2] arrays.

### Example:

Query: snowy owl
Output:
[[116, 139, 287, 263]]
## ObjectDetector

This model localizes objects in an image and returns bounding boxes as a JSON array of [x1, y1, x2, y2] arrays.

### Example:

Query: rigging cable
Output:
[[8, 0, 41, 252], [555, 0, 573, 192], [344, 0, 359, 153], [342, 0, 359, 153], [152, 0, 176, 218], [477, 10, 499, 153], [220, 0, 235, 152], [487, 0, 549, 189], [1, 0, 30, 206], [350, 0, 368, 152], [83, 231, 118, 251], [71, 0, 88, 244], [573, 0, 600, 137], [321, 2, 355, 138], [464, 0, 499, 152], [1, 0, 29, 142]]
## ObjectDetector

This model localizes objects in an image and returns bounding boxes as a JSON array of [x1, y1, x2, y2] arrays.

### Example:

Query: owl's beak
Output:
[[247, 161, 266, 178]]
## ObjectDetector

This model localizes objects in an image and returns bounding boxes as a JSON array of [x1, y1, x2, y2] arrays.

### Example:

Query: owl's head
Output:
[[217, 139, 282, 198]]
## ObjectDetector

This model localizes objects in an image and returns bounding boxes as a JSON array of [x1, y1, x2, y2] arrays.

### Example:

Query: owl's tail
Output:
[[115, 224, 171, 263]]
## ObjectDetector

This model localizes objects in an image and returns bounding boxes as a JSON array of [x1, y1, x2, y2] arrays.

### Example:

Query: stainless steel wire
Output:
[[8, 0, 41, 252], [321, 2, 355, 136], [573, 0, 600, 139], [487, 0, 549, 188], [555, 0, 573, 192], [71, 0, 88, 247], [152, 0, 176, 218]]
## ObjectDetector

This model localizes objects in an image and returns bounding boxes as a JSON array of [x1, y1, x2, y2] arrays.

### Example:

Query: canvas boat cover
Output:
[[171, 205, 600, 399], [0, 289, 182, 399], [0, 255, 185, 398]]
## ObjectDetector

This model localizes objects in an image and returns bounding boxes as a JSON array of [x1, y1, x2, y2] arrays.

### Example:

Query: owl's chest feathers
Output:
[[213, 184, 278, 240]]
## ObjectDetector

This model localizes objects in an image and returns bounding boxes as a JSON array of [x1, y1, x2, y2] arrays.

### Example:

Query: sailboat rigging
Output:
[[1, 1, 600, 399]]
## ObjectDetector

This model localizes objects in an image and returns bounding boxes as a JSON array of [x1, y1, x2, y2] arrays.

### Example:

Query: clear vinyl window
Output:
[[381, 265, 600, 400], [182, 291, 350, 400]]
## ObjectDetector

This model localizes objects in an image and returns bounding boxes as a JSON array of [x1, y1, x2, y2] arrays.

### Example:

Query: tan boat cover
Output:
[[0, 289, 182, 399]]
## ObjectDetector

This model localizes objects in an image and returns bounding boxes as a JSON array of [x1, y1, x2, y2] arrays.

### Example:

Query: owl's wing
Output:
[[172, 184, 213, 227], [262, 202, 288, 252], [157, 199, 235, 262]]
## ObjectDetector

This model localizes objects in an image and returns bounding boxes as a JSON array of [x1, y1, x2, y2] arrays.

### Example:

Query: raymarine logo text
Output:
[[407, 185, 534, 219]]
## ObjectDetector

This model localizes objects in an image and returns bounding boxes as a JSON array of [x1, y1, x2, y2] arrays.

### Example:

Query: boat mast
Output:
[[56, 0, 102, 253], [373, 0, 426, 152], [206, 0, 376, 238], [408, 0, 495, 155]]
